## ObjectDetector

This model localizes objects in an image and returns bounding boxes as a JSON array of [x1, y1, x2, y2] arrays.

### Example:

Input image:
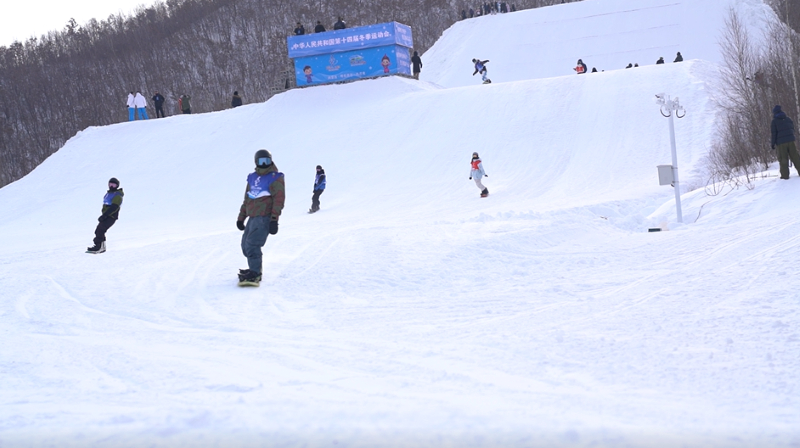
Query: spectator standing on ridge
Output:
[[462, 9, 467, 19], [86, 177, 124, 254], [674, 52, 683, 62], [236, 149, 285, 286], [294, 22, 305, 35], [472, 58, 491, 83], [574, 59, 587, 74], [511, 4, 516, 11], [469, 152, 489, 197], [134, 91, 149, 120], [152, 91, 165, 118], [314, 20, 326, 33], [469, 7, 474, 17], [656, 57, 665, 64], [309, 165, 326, 213], [127, 92, 136, 121], [411, 51, 423, 80], [333, 17, 346, 30], [231, 91, 243, 108], [179, 94, 191, 114], [771, 105, 800, 179]]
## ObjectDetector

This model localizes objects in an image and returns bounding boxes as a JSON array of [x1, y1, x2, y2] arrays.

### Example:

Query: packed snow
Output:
[[0, 0, 798, 446]]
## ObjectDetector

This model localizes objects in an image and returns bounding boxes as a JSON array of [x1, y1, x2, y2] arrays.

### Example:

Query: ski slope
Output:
[[423, 0, 776, 87], [1, 1, 798, 447]]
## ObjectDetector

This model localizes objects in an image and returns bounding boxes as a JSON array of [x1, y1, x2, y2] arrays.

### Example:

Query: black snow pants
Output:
[[311, 189, 324, 211], [93, 217, 117, 246]]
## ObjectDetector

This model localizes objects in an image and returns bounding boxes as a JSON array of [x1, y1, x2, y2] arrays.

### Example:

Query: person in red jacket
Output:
[[573, 59, 587, 74]]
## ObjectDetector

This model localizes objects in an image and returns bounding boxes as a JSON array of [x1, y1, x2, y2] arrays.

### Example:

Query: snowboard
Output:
[[480, 192, 489, 197], [483, 79, 492, 84]]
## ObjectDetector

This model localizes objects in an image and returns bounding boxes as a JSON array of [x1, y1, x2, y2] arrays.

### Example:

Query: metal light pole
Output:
[[655, 93, 686, 223]]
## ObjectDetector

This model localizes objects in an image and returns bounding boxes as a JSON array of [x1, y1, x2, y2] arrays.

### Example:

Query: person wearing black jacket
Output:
[[333, 17, 346, 30], [314, 21, 326, 33], [309, 165, 326, 213], [411, 51, 423, 80], [152, 91, 166, 118], [771, 105, 800, 179], [294, 23, 305, 35], [231, 91, 243, 108], [87, 178, 124, 254]]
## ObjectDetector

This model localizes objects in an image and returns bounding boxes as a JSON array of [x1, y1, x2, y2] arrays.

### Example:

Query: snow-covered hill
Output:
[[1, 0, 798, 447], [423, 0, 777, 87]]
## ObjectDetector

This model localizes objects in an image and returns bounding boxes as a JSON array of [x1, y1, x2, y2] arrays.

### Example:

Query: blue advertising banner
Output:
[[294, 45, 411, 86], [288, 22, 413, 59]]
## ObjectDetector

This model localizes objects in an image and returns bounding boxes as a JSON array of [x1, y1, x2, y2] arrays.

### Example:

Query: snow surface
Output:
[[1, 1, 798, 447]]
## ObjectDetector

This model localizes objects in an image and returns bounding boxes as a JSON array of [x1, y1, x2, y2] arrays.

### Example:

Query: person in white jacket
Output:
[[469, 152, 489, 197], [133, 91, 149, 120], [126, 92, 136, 121]]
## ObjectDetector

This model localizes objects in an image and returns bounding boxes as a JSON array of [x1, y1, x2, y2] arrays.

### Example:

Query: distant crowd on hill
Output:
[[124, 91, 244, 121], [573, 52, 684, 74], [292, 17, 348, 35]]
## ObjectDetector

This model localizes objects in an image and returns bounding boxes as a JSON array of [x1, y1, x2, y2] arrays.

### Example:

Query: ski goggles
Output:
[[257, 157, 271, 166]]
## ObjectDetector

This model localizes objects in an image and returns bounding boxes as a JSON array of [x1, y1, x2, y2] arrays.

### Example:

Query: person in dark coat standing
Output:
[[469, 7, 474, 17], [87, 178, 124, 254], [333, 17, 346, 30], [674, 52, 683, 62], [309, 165, 326, 213], [411, 51, 423, 80], [771, 105, 800, 179], [231, 91, 243, 108], [314, 21, 326, 33], [294, 22, 305, 35], [656, 57, 665, 64], [152, 91, 166, 118]]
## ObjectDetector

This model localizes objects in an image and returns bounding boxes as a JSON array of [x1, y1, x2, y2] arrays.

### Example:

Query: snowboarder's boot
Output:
[[238, 270, 262, 286], [86, 241, 106, 254], [480, 188, 489, 197], [483, 79, 492, 84]]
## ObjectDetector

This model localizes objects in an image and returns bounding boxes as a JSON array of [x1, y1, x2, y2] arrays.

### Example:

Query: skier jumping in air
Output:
[[472, 58, 491, 84], [86, 178, 124, 254], [236, 149, 285, 286], [469, 152, 489, 197]]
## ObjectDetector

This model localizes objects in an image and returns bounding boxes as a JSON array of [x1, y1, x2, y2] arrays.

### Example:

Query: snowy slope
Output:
[[422, 0, 777, 87], [1, 1, 798, 447]]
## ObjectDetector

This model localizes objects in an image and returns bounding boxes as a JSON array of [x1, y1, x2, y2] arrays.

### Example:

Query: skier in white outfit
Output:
[[126, 92, 136, 121], [133, 91, 149, 120]]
